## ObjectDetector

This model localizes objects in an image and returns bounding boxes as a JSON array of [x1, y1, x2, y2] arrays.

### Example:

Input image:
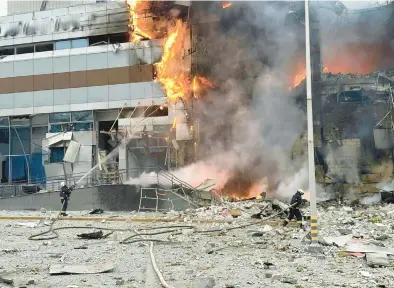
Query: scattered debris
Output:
[[324, 235, 353, 247], [359, 271, 372, 278], [77, 231, 104, 240], [193, 277, 216, 288], [89, 209, 104, 215], [17, 222, 38, 228], [49, 262, 114, 275], [0, 275, 14, 285], [229, 209, 242, 218], [115, 279, 125, 285], [338, 228, 353, 235], [281, 276, 297, 284], [366, 253, 389, 267]]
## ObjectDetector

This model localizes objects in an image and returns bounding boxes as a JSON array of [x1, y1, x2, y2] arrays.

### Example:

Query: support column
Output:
[[305, 0, 322, 253]]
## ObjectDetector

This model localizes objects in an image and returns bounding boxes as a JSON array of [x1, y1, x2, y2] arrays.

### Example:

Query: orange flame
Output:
[[198, 77, 215, 89], [293, 72, 306, 88], [222, 2, 232, 9], [127, 0, 153, 42], [154, 20, 191, 102], [323, 66, 329, 73], [192, 76, 216, 94]]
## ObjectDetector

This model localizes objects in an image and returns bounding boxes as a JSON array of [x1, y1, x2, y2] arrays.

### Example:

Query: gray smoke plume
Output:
[[173, 2, 325, 200]]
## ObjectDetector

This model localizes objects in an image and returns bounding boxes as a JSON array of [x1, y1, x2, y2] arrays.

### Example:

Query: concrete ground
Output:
[[0, 203, 393, 288]]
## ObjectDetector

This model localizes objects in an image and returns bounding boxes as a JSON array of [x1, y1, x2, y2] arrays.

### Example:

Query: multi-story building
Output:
[[0, 0, 194, 187]]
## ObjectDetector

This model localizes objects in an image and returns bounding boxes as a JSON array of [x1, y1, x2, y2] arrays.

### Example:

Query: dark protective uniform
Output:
[[60, 185, 73, 216], [283, 191, 304, 228]]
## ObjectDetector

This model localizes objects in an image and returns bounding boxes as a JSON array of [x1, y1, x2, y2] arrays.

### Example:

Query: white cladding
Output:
[[7, 1, 97, 16], [0, 1, 129, 47]]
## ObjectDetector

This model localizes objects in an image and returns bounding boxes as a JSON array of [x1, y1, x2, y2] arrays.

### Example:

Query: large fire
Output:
[[127, 0, 154, 42], [154, 20, 191, 102]]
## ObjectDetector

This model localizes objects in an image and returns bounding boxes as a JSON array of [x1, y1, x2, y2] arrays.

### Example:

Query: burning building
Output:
[[0, 0, 393, 202]]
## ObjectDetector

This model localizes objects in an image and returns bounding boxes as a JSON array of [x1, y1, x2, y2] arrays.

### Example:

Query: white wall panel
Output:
[[70, 54, 87, 72], [109, 83, 130, 101], [75, 146, 93, 162], [14, 91, 33, 108], [88, 86, 109, 102], [107, 50, 129, 68], [34, 90, 54, 107], [34, 106, 54, 114], [0, 62, 14, 78], [151, 82, 166, 98], [53, 104, 71, 113], [14, 107, 33, 115], [135, 47, 152, 64], [108, 100, 131, 109], [34, 58, 53, 75], [0, 108, 14, 117], [0, 93, 14, 109], [70, 87, 87, 104], [87, 52, 108, 70], [70, 103, 89, 111], [130, 82, 149, 100], [53, 56, 70, 73], [87, 102, 109, 110], [54, 89, 71, 105], [14, 59, 33, 77]]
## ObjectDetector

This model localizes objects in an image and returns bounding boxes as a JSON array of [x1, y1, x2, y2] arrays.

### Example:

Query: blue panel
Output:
[[5, 156, 27, 181], [11, 127, 30, 156], [0, 127, 9, 156], [30, 153, 46, 184], [71, 39, 88, 49], [55, 40, 71, 50], [50, 147, 64, 163]]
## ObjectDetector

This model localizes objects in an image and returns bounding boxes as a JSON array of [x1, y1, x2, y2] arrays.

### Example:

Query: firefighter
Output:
[[283, 189, 306, 229], [60, 182, 73, 216]]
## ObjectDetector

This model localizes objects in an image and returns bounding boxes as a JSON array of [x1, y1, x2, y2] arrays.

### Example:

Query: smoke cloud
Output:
[[173, 2, 324, 200]]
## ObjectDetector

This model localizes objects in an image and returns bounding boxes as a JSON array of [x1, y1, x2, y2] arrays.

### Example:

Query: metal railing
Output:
[[0, 165, 199, 199]]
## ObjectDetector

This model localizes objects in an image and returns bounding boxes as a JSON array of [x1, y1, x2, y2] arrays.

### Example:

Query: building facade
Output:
[[0, 1, 181, 187]]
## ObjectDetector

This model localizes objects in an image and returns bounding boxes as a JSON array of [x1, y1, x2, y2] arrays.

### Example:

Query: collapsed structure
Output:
[[0, 0, 394, 205]]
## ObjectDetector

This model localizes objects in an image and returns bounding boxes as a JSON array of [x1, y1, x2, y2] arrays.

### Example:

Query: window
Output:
[[55, 40, 71, 50], [0, 47, 15, 56], [71, 39, 88, 49], [109, 33, 129, 44], [16, 45, 34, 54], [50, 147, 65, 163], [89, 35, 109, 46], [49, 113, 71, 123], [72, 111, 93, 122], [35, 43, 54, 52]]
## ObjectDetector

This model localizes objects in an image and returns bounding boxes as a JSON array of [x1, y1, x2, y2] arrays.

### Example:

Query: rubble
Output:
[[0, 200, 394, 287], [366, 253, 389, 267]]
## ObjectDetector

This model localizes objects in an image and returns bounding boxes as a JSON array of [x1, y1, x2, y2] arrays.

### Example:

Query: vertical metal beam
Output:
[[8, 116, 11, 184], [305, 0, 322, 253]]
